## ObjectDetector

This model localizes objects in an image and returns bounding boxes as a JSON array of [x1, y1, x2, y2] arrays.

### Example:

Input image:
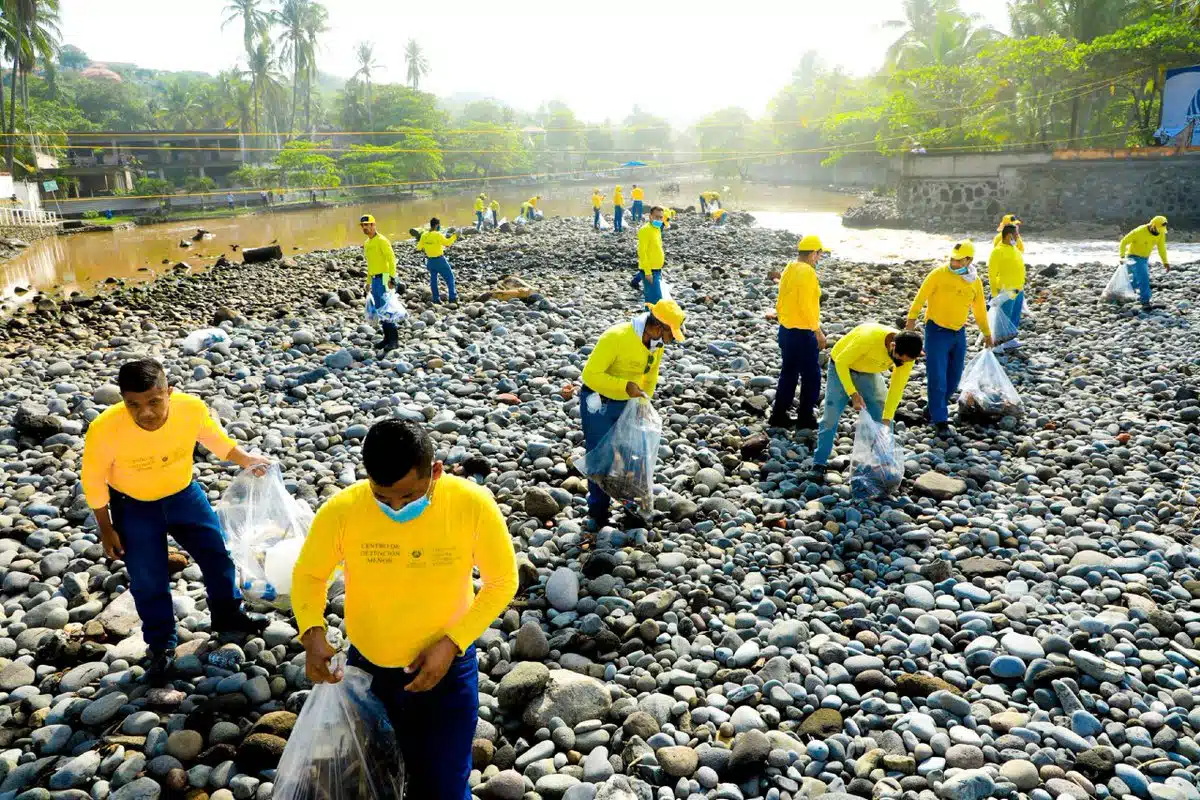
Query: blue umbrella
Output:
[[622, 161, 647, 167]]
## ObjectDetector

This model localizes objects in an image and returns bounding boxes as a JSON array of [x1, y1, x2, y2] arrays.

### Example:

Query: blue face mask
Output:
[[376, 481, 434, 523], [651, 220, 663, 229], [951, 263, 971, 275]]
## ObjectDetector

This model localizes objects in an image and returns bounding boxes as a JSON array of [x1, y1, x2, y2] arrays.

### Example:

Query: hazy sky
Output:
[[62, 0, 1011, 127]]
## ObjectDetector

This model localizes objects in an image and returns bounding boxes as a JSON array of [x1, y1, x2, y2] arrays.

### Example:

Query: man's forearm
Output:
[[93, 505, 113, 529]]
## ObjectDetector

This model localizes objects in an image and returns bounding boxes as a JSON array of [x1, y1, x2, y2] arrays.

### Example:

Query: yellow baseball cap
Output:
[[359, 214, 375, 224], [951, 240, 975, 260], [1151, 215, 1167, 230], [646, 299, 687, 342], [997, 214, 1021, 231], [616, 185, 622, 190], [797, 234, 824, 252]]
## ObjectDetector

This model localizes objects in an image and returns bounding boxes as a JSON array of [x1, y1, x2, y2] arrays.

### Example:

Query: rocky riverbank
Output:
[[2, 211, 1200, 800]]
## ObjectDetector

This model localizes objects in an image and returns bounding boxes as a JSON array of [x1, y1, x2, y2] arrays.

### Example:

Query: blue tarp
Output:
[[1155, 65, 1200, 145], [622, 161, 647, 167]]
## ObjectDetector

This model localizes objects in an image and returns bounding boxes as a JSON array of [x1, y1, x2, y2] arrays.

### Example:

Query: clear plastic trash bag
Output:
[[849, 410, 905, 499], [957, 349, 1023, 421], [513, 215, 527, 226], [217, 465, 314, 608], [272, 659, 406, 800], [533, 209, 544, 221], [597, 214, 611, 231], [988, 292, 1018, 343], [182, 328, 229, 354], [578, 397, 662, 514], [1101, 261, 1137, 303], [366, 290, 407, 325]]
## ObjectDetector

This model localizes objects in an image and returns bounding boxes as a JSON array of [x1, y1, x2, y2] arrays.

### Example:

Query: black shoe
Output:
[[768, 413, 797, 428], [621, 509, 649, 530], [807, 467, 828, 484], [934, 422, 953, 436], [146, 648, 175, 688], [213, 610, 270, 637], [795, 414, 818, 431]]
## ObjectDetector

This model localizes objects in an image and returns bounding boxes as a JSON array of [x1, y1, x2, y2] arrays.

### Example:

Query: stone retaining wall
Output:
[[0, 224, 57, 244]]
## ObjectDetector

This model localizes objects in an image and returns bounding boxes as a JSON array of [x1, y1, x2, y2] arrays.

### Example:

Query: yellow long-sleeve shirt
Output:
[[613, 190, 624, 207], [489, 200, 500, 213], [776, 261, 820, 330], [637, 223, 665, 275], [829, 323, 916, 421], [1120, 224, 1168, 264], [528, 197, 539, 208], [631, 187, 645, 201], [988, 243, 1026, 294], [291, 477, 517, 668], [364, 234, 396, 285], [700, 191, 720, 201], [82, 392, 236, 508], [474, 197, 485, 212], [992, 232, 1024, 253], [592, 193, 604, 209], [582, 321, 663, 401], [416, 230, 457, 258], [907, 265, 991, 337]]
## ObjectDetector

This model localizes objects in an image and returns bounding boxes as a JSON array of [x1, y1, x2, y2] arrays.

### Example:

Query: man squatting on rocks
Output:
[[416, 216, 459, 305], [579, 299, 688, 529], [81, 360, 271, 686], [294, 419, 518, 799], [361, 213, 400, 351], [1120, 214, 1170, 310]]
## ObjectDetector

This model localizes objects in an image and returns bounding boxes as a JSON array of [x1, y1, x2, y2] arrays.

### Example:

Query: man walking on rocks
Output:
[[81, 359, 271, 686], [293, 419, 517, 800], [630, 184, 645, 222], [1119, 215, 1169, 309], [906, 240, 992, 433], [580, 299, 687, 528], [988, 223, 1026, 351], [613, 185, 625, 233], [770, 234, 826, 430], [473, 194, 487, 231], [361, 213, 400, 350], [489, 198, 500, 228], [993, 213, 1024, 252], [416, 216, 459, 305], [592, 188, 605, 230], [811, 324, 923, 479], [637, 206, 667, 304]]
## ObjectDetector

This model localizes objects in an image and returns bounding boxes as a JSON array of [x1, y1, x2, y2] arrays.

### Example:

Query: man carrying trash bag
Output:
[[81, 359, 271, 686], [987, 223, 1026, 352], [906, 240, 993, 434], [637, 206, 667, 304], [415, 216, 458, 305], [809, 324, 923, 482], [361, 213, 400, 351], [293, 419, 518, 800], [580, 299, 687, 529], [1119, 215, 1170, 310]]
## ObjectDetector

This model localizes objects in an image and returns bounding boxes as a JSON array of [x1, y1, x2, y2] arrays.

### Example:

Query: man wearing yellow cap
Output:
[[361, 213, 400, 350], [488, 199, 499, 228], [415, 216, 458, 305], [711, 208, 730, 226], [770, 234, 826, 429], [993, 214, 1024, 252], [906, 240, 993, 432], [613, 185, 625, 233], [592, 188, 605, 231], [580, 299, 686, 528], [631, 184, 645, 223], [637, 206, 668, 304], [474, 194, 487, 232], [1120, 215, 1169, 308], [699, 190, 720, 215], [988, 222, 1026, 351]]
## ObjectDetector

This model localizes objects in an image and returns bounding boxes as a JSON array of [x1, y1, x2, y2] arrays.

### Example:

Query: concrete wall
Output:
[[746, 154, 896, 187], [901, 152, 1051, 179]]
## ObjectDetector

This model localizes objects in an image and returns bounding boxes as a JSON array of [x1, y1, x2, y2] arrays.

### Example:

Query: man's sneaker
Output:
[[146, 648, 175, 688], [213, 610, 269, 637], [934, 422, 953, 436], [768, 413, 797, 429], [807, 466, 829, 484]]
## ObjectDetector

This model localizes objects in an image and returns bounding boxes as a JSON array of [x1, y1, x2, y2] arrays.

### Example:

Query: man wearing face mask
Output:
[[987, 223, 1026, 351], [906, 240, 993, 433], [1119, 215, 1169, 309], [293, 419, 517, 800], [637, 206, 667, 304], [770, 234, 827, 430], [580, 299, 687, 529]]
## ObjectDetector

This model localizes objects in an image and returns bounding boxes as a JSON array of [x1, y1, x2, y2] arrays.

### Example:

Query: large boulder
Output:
[[524, 669, 612, 728], [13, 402, 63, 442], [497, 662, 550, 709]]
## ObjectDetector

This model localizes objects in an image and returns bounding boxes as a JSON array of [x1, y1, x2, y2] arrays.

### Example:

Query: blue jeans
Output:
[[1127, 256, 1152, 304], [109, 481, 242, 652], [924, 321, 967, 423], [371, 275, 398, 337], [814, 361, 886, 465], [631, 271, 643, 289], [773, 327, 820, 422], [475, 211, 484, 231], [643, 270, 663, 305], [998, 290, 1024, 333], [614, 205, 624, 233], [426, 255, 457, 304], [594, 209, 601, 230], [580, 388, 628, 518], [348, 645, 478, 800], [631, 200, 643, 221], [699, 197, 707, 214]]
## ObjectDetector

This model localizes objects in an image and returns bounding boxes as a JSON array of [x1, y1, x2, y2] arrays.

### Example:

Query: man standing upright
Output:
[[361, 213, 400, 351], [416, 217, 459, 305], [474, 194, 487, 231], [81, 360, 270, 685], [1119, 215, 1169, 310], [631, 184, 645, 222], [987, 223, 1026, 351], [294, 419, 517, 799], [770, 234, 826, 429], [592, 188, 605, 230], [613, 185, 625, 233], [637, 206, 667, 304]]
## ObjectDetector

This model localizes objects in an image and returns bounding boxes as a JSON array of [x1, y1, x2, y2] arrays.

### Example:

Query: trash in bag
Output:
[[1101, 261, 1137, 303], [597, 214, 611, 231], [577, 397, 662, 514], [658, 274, 673, 302], [272, 657, 405, 800], [533, 209, 544, 221], [366, 290, 407, 325], [218, 465, 314, 608], [848, 410, 905, 500], [958, 349, 1023, 421], [513, 215, 527, 226], [182, 328, 229, 354], [988, 292, 1018, 343]]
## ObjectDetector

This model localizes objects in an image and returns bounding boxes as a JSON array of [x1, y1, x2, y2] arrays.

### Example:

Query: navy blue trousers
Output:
[[924, 321, 967, 423], [772, 326, 820, 422], [580, 387, 628, 518]]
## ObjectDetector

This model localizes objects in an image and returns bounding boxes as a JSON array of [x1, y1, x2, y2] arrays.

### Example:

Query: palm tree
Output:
[[275, 0, 327, 136], [354, 40, 380, 129], [222, 0, 271, 59], [247, 39, 285, 154], [4, 0, 62, 172], [883, 0, 1002, 70], [1006, 0, 1137, 42], [300, 0, 327, 134], [404, 38, 428, 90]]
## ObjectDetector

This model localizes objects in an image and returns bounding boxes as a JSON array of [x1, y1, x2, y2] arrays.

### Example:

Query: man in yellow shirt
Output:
[[988, 223, 1026, 351], [906, 240, 993, 432], [592, 188, 605, 231], [637, 206, 667, 303], [81, 360, 271, 685], [473, 194, 487, 231], [415, 216, 458, 304], [699, 190, 720, 215], [1119, 214, 1169, 308], [631, 184, 645, 222], [580, 298, 686, 527], [294, 419, 516, 799], [770, 234, 827, 430], [811, 324, 923, 479], [613, 185, 625, 233], [993, 213, 1024, 252], [488, 198, 500, 228], [711, 208, 730, 226], [361, 213, 400, 350]]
